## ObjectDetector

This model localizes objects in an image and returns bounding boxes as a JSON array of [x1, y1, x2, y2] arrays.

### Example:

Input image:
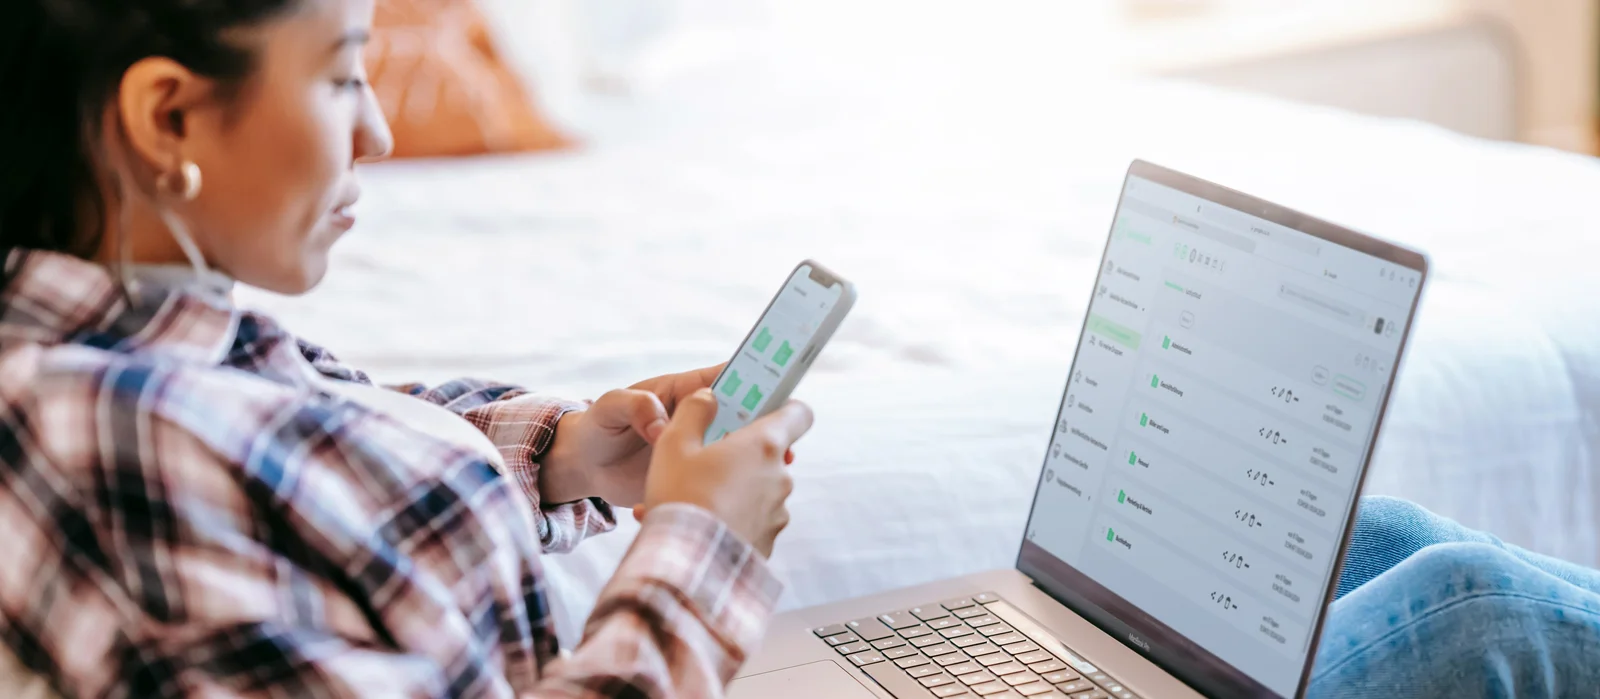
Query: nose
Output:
[[355, 86, 394, 164]]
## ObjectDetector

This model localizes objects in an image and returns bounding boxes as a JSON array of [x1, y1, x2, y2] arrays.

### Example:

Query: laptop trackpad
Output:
[[728, 660, 880, 699]]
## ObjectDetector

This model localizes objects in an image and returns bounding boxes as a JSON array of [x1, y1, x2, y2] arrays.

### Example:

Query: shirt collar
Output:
[[0, 249, 240, 365]]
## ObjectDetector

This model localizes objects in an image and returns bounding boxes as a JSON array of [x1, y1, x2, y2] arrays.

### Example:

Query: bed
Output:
[[239, 47, 1600, 642]]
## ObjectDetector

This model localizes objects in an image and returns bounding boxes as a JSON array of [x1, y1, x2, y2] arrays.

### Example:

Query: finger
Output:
[[660, 388, 721, 454], [747, 400, 815, 450], [594, 389, 669, 442], [632, 506, 649, 522]]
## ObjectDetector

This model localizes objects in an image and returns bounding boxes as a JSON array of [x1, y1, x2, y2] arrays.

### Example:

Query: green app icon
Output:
[[1128, 452, 1137, 465], [720, 370, 743, 396], [1139, 413, 1149, 427], [773, 341, 794, 367], [742, 384, 765, 411], [1162, 336, 1171, 350], [1118, 489, 1127, 504], [1107, 528, 1116, 542], [1151, 374, 1160, 388], [752, 327, 774, 353]]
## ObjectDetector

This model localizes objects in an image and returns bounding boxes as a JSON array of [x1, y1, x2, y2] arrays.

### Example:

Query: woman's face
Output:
[[120, 0, 392, 293]]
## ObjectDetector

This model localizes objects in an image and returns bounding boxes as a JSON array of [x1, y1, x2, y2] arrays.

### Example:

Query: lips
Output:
[[329, 188, 361, 231]]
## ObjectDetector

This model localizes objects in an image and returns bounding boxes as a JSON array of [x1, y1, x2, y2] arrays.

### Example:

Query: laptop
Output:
[[728, 161, 1429, 699]]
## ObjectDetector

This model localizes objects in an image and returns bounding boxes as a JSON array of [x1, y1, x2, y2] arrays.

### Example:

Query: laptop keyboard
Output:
[[812, 593, 1139, 699]]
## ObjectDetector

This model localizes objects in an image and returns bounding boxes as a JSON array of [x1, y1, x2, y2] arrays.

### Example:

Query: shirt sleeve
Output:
[[296, 339, 614, 552], [165, 507, 779, 699], [2, 368, 781, 699]]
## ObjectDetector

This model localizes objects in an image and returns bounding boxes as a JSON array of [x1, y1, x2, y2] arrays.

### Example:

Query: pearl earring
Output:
[[159, 161, 203, 201]]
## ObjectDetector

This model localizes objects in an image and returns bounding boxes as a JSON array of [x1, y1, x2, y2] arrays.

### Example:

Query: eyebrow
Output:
[[333, 29, 371, 52]]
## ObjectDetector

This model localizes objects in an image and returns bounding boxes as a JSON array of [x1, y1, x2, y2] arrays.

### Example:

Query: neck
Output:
[[90, 197, 196, 268]]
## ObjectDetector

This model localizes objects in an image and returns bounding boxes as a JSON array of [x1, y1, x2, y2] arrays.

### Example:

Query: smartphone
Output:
[[704, 260, 857, 444]]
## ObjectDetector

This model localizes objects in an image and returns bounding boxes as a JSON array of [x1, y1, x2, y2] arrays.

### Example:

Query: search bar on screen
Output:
[[1279, 284, 1365, 328]]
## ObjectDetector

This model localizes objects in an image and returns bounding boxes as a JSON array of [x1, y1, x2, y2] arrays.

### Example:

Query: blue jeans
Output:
[[1307, 496, 1600, 698]]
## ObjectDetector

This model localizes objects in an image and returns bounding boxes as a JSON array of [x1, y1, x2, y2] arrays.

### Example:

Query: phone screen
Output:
[[705, 264, 847, 444]]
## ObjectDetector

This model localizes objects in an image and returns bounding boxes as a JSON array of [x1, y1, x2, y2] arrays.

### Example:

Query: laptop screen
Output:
[[1018, 163, 1425, 697]]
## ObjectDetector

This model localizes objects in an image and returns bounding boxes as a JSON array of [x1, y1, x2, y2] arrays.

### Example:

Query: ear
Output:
[[116, 57, 218, 175]]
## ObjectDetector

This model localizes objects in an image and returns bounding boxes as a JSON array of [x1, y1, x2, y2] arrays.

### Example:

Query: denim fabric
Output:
[[1307, 497, 1600, 698]]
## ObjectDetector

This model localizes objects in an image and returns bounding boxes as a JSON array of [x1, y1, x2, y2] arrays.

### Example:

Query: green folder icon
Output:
[[1118, 490, 1127, 504], [720, 370, 743, 396], [1151, 374, 1160, 388], [1139, 413, 1149, 427], [1107, 528, 1116, 542], [753, 327, 774, 353], [1163, 336, 1171, 350], [742, 384, 765, 411], [774, 341, 794, 367], [1128, 452, 1137, 465]]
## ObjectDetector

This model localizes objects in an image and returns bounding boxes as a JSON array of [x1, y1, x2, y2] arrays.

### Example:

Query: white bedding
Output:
[[240, 53, 1600, 642]]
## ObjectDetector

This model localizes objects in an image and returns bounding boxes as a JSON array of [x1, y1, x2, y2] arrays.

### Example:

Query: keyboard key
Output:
[[941, 627, 977, 640], [913, 605, 952, 622], [1002, 671, 1041, 685], [954, 606, 990, 619], [812, 624, 848, 638], [989, 662, 1027, 676], [872, 637, 906, 651], [884, 646, 919, 660], [847, 651, 885, 666], [932, 685, 971, 698], [895, 655, 931, 669], [912, 635, 946, 648], [964, 643, 1002, 656], [1057, 680, 1094, 693], [1087, 673, 1113, 686], [925, 644, 959, 657], [1108, 689, 1139, 699], [936, 653, 972, 667], [880, 611, 922, 629], [846, 617, 896, 642], [909, 664, 945, 679], [824, 633, 859, 646], [974, 592, 1002, 604], [1015, 682, 1057, 696], [952, 634, 988, 648], [931, 617, 967, 630], [836, 642, 872, 655], [1016, 651, 1055, 665], [1041, 669, 1080, 684], [1029, 661, 1069, 675], [972, 680, 1011, 695], [960, 671, 999, 686], [946, 661, 983, 676], [920, 674, 957, 688], [966, 615, 1002, 628], [1068, 691, 1108, 699], [978, 624, 1017, 637], [901, 625, 935, 639], [978, 653, 1014, 667], [1001, 641, 1040, 655], [989, 633, 1026, 646], [943, 598, 978, 610]]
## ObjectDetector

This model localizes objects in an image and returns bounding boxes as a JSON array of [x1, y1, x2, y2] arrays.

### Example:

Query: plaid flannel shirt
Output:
[[0, 250, 780, 698]]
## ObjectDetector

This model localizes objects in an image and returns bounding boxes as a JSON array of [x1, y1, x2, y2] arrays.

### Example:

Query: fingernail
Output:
[[696, 388, 715, 398], [646, 419, 666, 442]]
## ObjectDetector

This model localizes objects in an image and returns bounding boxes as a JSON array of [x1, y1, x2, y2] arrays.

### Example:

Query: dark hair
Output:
[[0, 1, 299, 258]]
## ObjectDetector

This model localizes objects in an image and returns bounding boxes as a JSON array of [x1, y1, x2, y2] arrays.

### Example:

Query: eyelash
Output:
[[335, 77, 366, 90]]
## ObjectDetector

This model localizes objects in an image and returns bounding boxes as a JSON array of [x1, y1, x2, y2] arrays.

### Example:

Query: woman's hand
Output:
[[539, 364, 792, 508], [640, 388, 813, 556]]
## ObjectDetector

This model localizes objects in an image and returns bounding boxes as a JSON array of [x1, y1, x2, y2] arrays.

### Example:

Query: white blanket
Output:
[[241, 57, 1600, 642]]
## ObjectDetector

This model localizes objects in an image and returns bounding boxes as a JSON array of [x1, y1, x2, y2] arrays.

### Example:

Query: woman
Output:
[[1, 2, 1596, 698], [1, 1, 807, 697]]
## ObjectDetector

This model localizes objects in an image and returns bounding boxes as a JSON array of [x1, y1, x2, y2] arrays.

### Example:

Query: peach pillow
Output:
[[366, 0, 569, 158]]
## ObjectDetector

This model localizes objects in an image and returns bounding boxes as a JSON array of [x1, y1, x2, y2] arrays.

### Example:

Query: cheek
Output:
[[197, 89, 353, 254]]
